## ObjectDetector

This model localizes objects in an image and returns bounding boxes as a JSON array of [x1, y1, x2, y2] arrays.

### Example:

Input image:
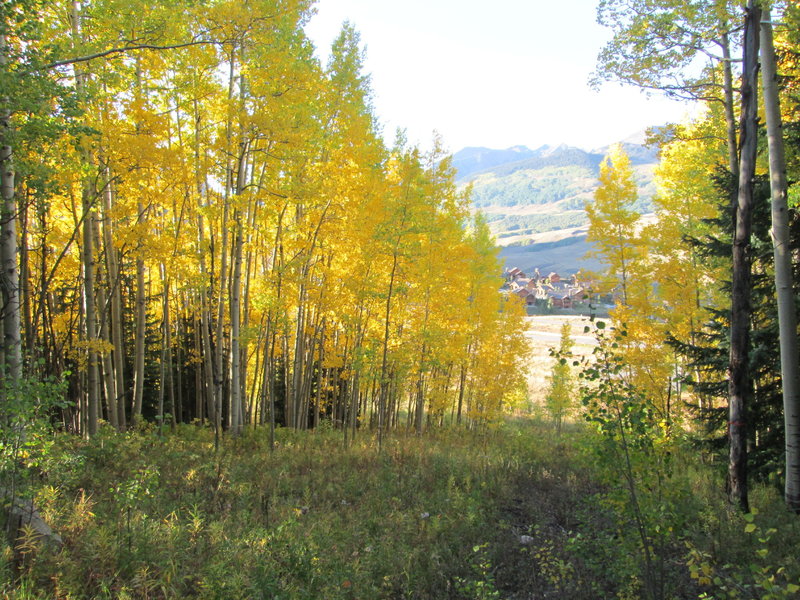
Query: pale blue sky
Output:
[[304, 0, 696, 152]]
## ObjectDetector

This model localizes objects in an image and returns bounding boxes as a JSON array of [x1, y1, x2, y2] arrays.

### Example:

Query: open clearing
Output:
[[523, 315, 599, 405]]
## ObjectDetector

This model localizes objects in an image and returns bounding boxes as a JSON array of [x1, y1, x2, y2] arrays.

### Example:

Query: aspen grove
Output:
[[0, 0, 530, 439]]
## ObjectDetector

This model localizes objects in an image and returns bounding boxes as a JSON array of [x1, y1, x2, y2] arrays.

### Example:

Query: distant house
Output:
[[506, 267, 522, 281], [513, 288, 537, 305], [551, 294, 573, 309], [502, 266, 595, 312], [514, 288, 531, 301]]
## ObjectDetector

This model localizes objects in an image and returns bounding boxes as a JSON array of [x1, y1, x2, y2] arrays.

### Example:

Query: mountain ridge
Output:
[[453, 141, 658, 182], [454, 134, 659, 275]]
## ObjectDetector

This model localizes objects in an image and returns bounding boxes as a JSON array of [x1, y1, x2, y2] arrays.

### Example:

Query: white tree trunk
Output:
[[131, 208, 146, 423], [761, 10, 800, 513], [72, 1, 99, 437], [101, 169, 126, 430], [230, 212, 243, 434], [1, 33, 22, 387], [81, 180, 99, 437]]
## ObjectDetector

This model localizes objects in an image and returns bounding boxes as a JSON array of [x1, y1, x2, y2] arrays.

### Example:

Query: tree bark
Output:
[[81, 177, 99, 437], [71, 1, 99, 437], [161, 269, 176, 430], [131, 59, 148, 424], [456, 362, 467, 426], [95, 264, 118, 429], [378, 252, 399, 451], [131, 212, 146, 423], [230, 208, 243, 434], [192, 97, 217, 428], [0, 32, 22, 388], [760, 9, 800, 513], [101, 168, 126, 430], [720, 31, 739, 181], [728, 1, 760, 513]]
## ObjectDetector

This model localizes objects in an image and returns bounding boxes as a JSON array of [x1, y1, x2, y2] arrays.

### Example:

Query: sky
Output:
[[304, 0, 697, 153]]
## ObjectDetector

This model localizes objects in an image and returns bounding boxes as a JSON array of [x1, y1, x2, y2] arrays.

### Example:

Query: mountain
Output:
[[454, 137, 659, 275], [452, 145, 538, 179]]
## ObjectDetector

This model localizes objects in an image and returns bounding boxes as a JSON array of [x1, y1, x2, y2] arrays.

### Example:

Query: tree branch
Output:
[[32, 37, 229, 73]]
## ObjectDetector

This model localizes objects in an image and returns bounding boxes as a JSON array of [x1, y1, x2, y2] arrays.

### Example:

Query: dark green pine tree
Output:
[[670, 169, 800, 481]]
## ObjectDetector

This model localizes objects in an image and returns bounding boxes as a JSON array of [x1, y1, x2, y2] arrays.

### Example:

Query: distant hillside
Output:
[[498, 226, 600, 277], [455, 138, 659, 274], [454, 142, 657, 183]]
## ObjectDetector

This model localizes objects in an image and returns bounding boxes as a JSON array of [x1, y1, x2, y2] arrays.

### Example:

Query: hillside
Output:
[[455, 140, 659, 274], [497, 225, 601, 276]]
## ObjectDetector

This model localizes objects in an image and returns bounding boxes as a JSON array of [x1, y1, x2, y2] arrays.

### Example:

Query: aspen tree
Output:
[[372, 139, 430, 447], [585, 144, 642, 305], [651, 120, 727, 414], [760, 8, 800, 513], [594, 0, 741, 176], [0, 0, 537, 439], [0, 29, 22, 388], [546, 322, 574, 434], [70, 0, 100, 437], [99, 168, 125, 429]]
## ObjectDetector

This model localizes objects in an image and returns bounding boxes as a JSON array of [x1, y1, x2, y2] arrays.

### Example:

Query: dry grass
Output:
[[523, 315, 599, 407]]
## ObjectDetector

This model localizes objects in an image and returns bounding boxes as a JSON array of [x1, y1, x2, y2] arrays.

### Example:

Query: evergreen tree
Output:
[[671, 171, 800, 482]]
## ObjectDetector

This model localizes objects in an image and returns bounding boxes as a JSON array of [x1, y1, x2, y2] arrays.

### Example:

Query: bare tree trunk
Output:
[[414, 347, 426, 435], [290, 287, 306, 429], [230, 210, 243, 434], [131, 58, 148, 425], [728, 1, 760, 513], [267, 325, 277, 451], [242, 201, 258, 426], [19, 190, 33, 362], [101, 168, 126, 430], [378, 252, 399, 451], [414, 291, 431, 434], [174, 304, 184, 424], [161, 268, 176, 431], [131, 220, 146, 423], [71, 2, 99, 437], [192, 312, 203, 422], [720, 32, 739, 181], [192, 98, 217, 428], [81, 178, 99, 437], [282, 332, 291, 426], [0, 31, 21, 389], [457, 357, 468, 426], [760, 9, 800, 513], [96, 272, 117, 428], [214, 208, 229, 436]]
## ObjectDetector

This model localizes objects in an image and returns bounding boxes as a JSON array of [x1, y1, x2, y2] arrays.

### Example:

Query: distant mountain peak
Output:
[[540, 143, 572, 157]]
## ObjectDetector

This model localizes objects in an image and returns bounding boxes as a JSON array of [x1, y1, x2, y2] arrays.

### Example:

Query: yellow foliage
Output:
[[13, 0, 532, 434]]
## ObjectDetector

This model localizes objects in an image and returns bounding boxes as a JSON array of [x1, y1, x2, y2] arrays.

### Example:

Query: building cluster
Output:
[[502, 267, 589, 309]]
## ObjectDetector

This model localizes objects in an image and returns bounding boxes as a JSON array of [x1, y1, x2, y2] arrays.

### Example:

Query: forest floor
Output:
[[3, 418, 799, 599]]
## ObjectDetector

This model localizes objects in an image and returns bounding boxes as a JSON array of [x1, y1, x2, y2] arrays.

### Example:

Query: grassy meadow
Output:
[[3, 415, 800, 599]]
